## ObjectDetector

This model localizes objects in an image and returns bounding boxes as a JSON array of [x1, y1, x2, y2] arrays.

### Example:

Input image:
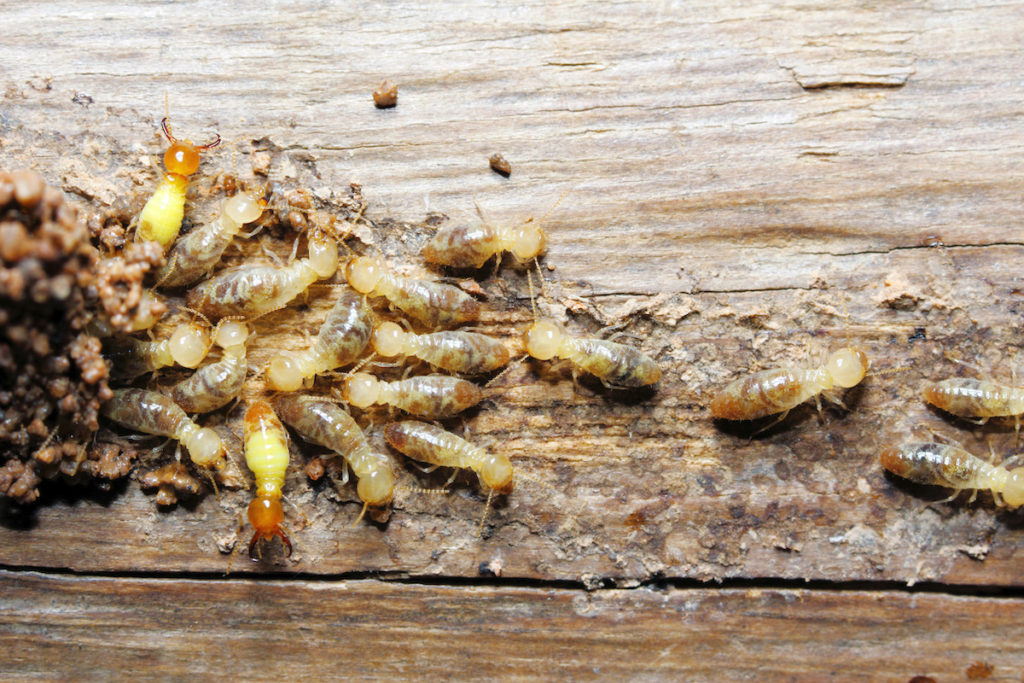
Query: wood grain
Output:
[[1, 569, 1020, 682], [2, 0, 1024, 675]]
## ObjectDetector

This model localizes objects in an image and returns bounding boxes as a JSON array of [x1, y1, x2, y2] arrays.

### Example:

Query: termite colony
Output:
[[0, 115, 664, 562]]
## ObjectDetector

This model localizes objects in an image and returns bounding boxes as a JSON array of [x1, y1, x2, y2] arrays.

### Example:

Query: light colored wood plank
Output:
[[2, 0, 1024, 588]]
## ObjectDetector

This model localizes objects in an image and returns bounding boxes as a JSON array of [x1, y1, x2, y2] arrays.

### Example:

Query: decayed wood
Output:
[[2, 1, 1024, 591], [2, 570, 1021, 681]]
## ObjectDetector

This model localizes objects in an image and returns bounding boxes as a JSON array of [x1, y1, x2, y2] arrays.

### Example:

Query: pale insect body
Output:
[[880, 441, 1024, 507], [274, 395, 396, 509], [923, 378, 1024, 429], [265, 290, 374, 392], [171, 322, 250, 413], [347, 255, 479, 327], [710, 347, 869, 421], [136, 117, 221, 249], [104, 321, 211, 381], [154, 191, 266, 288], [243, 400, 292, 558], [524, 319, 661, 388], [185, 229, 338, 321], [345, 372, 484, 418], [384, 420, 514, 494], [101, 388, 225, 469], [371, 321, 510, 375], [422, 217, 546, 269]]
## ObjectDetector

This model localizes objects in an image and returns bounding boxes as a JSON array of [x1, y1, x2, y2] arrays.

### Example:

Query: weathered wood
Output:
[[1, 570, 1021, 681]]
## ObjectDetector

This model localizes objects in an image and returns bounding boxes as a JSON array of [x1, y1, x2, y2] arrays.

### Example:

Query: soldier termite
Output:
[[264, 289, 374, 392], [243, 400, 292, 558], [274, 395, 396, 520], [101, 388, 226, 469], [370, 322, 510, 374], [185, 227, 339, 321], [154, 189, 267, 288], [136, 117, 221, 248], [343, 372, 484, 418], [710, 346, 869, 423], [346, 255, 480, 327], [103, 319, 212, 381], [384, 420, 513, 531], [880, 441, 1024, 507], [171, 321, 250, 413]]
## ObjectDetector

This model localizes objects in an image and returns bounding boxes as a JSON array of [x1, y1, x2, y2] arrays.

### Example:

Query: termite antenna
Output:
[[351, 501, 369, 527], [160, 116, 177, 143], [477, 487, 496, 538]]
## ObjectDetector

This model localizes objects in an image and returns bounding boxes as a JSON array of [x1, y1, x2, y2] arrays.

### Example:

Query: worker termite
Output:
[[154, 189, 267, 288], [171, 321, 250, 413], [274, 395, 396, 517], [243, 400, 292, 558], [710, 346, 870, 424], [185, 227, 339, 321], [103, 319, 212, 381], [136, 117, 221, 248], [880, 441, 1024, 507], [923, 374, 1024, 435], [101, 388, 226, 469], [264, 289, 374, 392], [346, 255, 480, 327], [370, 321, 510, 374], [384, 420, 513, 527], [524, 319, 662, 388], [343, 372, 484, 418], [422, 201, 550, 269]]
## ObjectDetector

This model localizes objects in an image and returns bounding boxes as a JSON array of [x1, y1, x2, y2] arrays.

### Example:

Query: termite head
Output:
[[185, 427, 226, 469], [481, 453, 514, 494], [372, 322, 407, 358], [510, 218, 547, 261], [345, 372, 380, 408], [825, 347, 869, 388], [1002, 467, 1024, 507], [265, 353, 315, 392], [169, 322, 212, 368], [524, 319, 564, 361], [346, 256, 385, 294], [223, 191, 266, 226], [308, 231, 339, 279], [160, 117, 220, 177], [247, 496, 292, 559], [356, 464, 396, 507], [214, 321, 249, 350]]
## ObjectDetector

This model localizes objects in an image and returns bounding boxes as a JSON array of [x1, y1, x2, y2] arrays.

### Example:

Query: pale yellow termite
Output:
[[185, 228, 339, 321], [154, 190, 267, 288], [103, 320, 212, 381], [880, 441, 1024, 507], [101, 388, 225, 469], [923, 378, 1024, 434], [346, 255, 479, 327], [370, 321, 510, 374], [524, 319, 661, 388], [243, 400, 292, 558], [171, 321, 250, 413], [343, 372, 484, 418], [136, 117, 220, 248], [422, 216, 546, 269]]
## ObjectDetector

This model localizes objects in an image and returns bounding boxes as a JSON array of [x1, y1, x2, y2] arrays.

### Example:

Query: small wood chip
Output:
[[373, 80, 398, 109], [489, 153, 511, 177]]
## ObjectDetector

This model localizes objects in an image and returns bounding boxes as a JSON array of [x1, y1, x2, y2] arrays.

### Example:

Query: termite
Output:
[[923, 377, 1024, 435], [104, 320, 212, 381], [171, 321, 250, 413], [243, 400, 292, 558], [154, 189, 267, 288], [422, 215, 546, 269], [136, 117, 221, 248], [710, 347, 869, 423], [101, 388, 225, 468], [524, 319, 662, 388], [346, 255, 480, 327], [185, 227, 339, 321], [264, 289, 374, 392], [880, 441, 1024, 507], [370, 321, 510, 374], [343, 372, 484, 418], [274, 395, 396, 517], [383, 421, 513, 520]]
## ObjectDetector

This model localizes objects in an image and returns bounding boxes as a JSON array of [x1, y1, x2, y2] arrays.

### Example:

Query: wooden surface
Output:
[[3, 0, 1024, 678]]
